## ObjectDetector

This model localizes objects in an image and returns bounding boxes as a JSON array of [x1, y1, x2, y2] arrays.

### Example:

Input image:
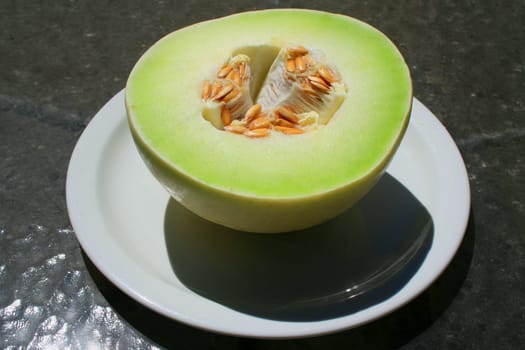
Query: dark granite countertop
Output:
[[1, 1, 523, 349]]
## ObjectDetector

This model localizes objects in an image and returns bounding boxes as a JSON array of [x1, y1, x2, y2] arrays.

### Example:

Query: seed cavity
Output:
[[200, 44, 347, 137]]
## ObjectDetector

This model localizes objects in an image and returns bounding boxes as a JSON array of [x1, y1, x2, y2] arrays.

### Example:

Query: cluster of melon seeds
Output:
[[201, 54, 253, 127], [201, 44, 347, 137]]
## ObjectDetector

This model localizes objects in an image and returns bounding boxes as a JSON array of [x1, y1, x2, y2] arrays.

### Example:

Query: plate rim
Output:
[[66, 90, 470, 338]]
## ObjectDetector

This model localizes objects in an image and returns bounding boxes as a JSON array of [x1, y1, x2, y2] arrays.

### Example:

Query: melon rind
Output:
[[126, 9, 412, 233]]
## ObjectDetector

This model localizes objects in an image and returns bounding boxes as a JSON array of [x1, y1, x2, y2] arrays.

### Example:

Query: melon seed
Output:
[[319, 66, 336, 84], [201, 80, 211, 100], [295, 56, 306, 73], [221, 105, 232, 125], [274, 125, 304, 135], [244, 128, 270, 138], [245, 104, 262, 122], [214, 83, 234, 100], [218, 65, 233, 78], [276, 106, 299, 123], [224, 124, 248, 134], [287, 45, 309, 56], [286, 59, 296, 72]]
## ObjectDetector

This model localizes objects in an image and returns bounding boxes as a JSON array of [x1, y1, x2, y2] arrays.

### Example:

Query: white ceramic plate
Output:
[[66, 90, 470, 338]]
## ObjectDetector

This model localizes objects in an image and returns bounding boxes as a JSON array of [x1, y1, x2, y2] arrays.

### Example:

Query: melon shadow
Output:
[[163, 173, 434, 321]]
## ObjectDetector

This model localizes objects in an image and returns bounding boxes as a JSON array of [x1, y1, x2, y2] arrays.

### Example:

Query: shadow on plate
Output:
[[83, 189, 475, 348], [163, 173, 434, 321]]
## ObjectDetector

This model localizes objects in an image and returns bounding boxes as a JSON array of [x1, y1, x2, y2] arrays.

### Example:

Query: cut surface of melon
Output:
[[126, 9, 412, 232]]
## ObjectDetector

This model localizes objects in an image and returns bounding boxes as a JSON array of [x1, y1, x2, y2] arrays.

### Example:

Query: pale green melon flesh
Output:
[[126, 9, 412, 200]]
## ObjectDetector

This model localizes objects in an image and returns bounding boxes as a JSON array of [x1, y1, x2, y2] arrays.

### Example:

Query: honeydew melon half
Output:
[[125, 9, 412, 233]]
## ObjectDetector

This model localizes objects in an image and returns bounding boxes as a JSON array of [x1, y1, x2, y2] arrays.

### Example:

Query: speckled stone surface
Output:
[[1, 1, 524, 349]]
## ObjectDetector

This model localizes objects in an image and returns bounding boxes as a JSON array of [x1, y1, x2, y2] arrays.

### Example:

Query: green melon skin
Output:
[[126, 9, 412, 233]]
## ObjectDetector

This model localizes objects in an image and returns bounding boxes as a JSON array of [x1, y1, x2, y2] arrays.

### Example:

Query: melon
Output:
[[125, 9, 412, 233]]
